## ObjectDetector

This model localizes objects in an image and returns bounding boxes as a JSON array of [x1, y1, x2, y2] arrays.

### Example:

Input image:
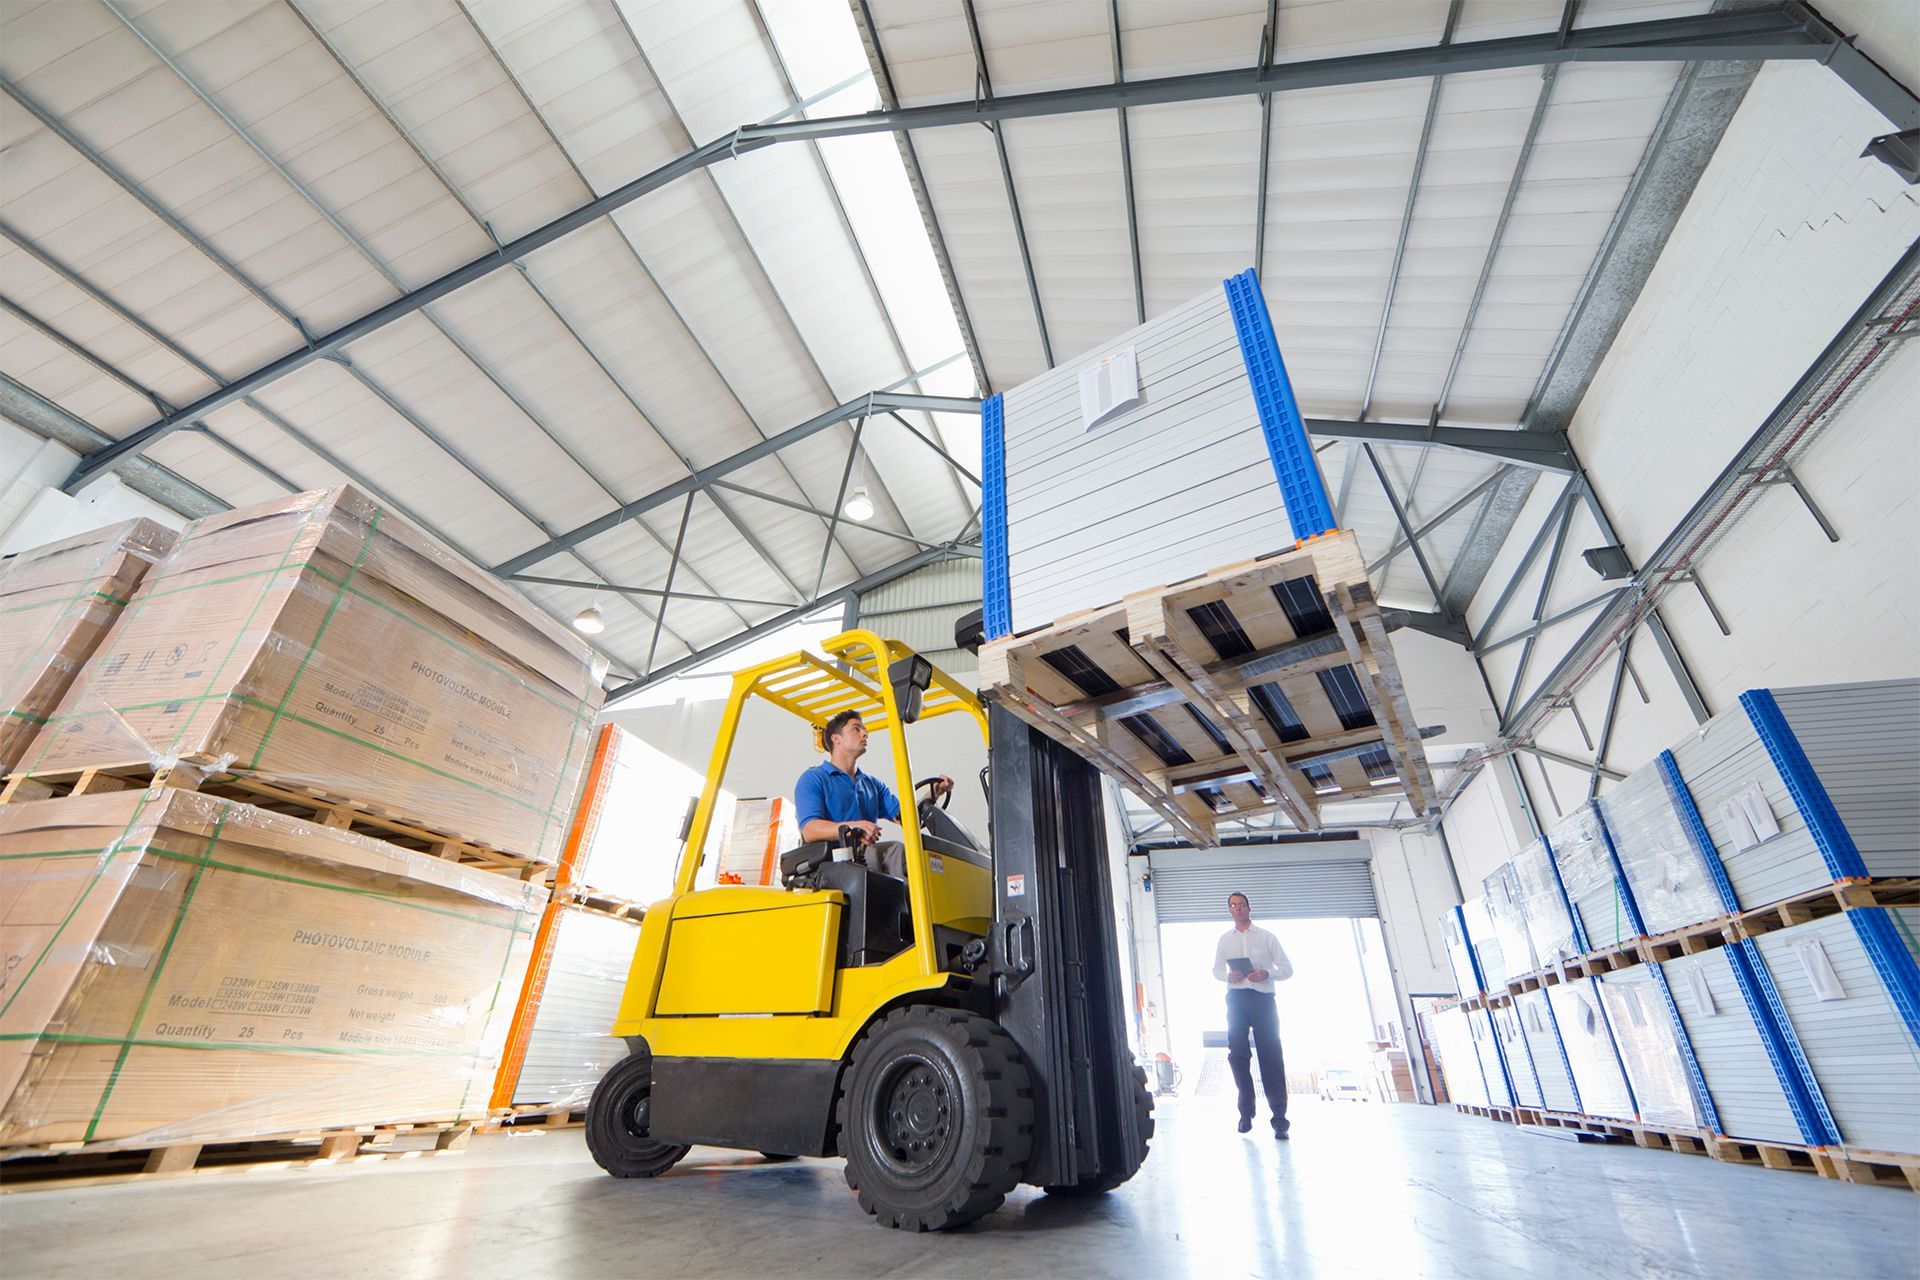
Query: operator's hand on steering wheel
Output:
[[933, 775, 953, 800], [915, 775, 955, 811]]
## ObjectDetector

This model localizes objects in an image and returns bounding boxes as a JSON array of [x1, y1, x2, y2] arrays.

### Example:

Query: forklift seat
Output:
[[778, 843, 911, 967]]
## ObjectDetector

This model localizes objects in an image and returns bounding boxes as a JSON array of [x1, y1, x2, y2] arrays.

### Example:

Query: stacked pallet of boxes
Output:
[[1442, 679, 1920, 1186], [0, 487, 605, 1157], [0, 519, 174, 773], [488, 724, 737, 1119]]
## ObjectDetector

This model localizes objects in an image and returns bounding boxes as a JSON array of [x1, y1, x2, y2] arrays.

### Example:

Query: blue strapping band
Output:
[[1646, 961, 1724, 1136], [1728, 940, 1840, 1146], [980, 393, 1011, 639], [1740, 688, 1869, 880], [1222, 270, 1336, 541]]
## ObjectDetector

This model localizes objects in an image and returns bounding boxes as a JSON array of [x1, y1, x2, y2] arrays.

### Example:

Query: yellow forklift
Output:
[[586, 630, 1152, 1230]]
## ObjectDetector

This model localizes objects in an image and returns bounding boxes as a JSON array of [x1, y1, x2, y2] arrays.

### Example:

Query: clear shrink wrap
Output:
[[1549, 803, 1638, 954], [1483, 861, 1538, 987], [1, 518, 176, 773], [1512, 837, 1579, 969], [1429, 1005, 1487, 1107], [0, 788, 544, 1150], [1597, 963, 1703, 1131], [1597, 763, 1726, 936], [568, 724, 730, 904], [1544, 976, 1636, 1121], [15, 488, 607, 864]]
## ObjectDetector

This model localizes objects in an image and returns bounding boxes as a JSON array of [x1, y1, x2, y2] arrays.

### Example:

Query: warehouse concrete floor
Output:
[[4, 1098, 1914, 1279]]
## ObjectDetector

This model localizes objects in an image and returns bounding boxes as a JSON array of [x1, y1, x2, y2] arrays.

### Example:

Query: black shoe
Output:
[[1273, 1127, 1290, 1140], [1237, 1117, 1252, 1133]]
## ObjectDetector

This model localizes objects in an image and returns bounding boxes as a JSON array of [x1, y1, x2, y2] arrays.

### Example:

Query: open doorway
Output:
[[1155, 914, 1415, 1122]]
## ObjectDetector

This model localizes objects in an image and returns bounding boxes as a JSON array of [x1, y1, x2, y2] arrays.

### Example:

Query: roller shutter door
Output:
[[1146, 840, 1376, 923]]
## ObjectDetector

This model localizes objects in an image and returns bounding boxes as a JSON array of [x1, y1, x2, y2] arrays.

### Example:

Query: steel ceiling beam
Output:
[[707, 479, 971, 555], [1358, 0, 1460, 423], [493, 392, 983, 577], [1367, 465, 1510, 576], [1304, 418, 1576, 471], [961, 0, 1055, 370], [0, 374, 224, 517], [1253, 0, 1278, 284], [1113, 0, 1146, 325], [62, 3, 1861, 491], [602, 539, 978, 702]]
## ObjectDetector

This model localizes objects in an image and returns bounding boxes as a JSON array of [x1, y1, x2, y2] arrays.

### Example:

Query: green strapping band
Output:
[[0, 848, 107, 861], [0, 588, 130, 616], [0, 586, 129, 721], [41, 694, 556, 818], [250, 507, 382, 770], [0, 795, 160, 1021], [3, 709, 51, 724], [85, 813, 228, 1140], [1, 1032, 477, 1059]]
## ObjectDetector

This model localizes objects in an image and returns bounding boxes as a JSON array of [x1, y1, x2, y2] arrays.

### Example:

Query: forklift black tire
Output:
[[1041, 1064, 1155, 1197], [586, 1050, 690, 1179], [838, 1006, 1034, 1231]]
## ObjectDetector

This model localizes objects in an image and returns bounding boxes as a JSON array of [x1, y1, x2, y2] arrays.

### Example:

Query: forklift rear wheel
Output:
[[586, 1050, 690, 1179], [838, 1006, 1034, 1231], [1041, 1064, 1155, 1197]]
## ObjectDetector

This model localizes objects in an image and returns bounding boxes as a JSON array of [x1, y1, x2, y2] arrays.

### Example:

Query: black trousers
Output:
[[1226, 988, 1288, 1131]]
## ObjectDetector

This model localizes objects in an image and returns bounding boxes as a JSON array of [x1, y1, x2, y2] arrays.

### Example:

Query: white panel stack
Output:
[[1467, 1008, 1515, 1108], [1492, 1001, 1544, 1110], [1598, 964, 1702, 1130], [998, 287, 1296, 633], [717, 797, 799, 886], [1549, 804, 1637, 955], [1546, 977, 1636, 1121], [1599, 763, 1728, 936], [1431, 1006, 1487, 1107], [1660, 948, 1806, 1145], [1750, 909, 1920, 1156], [1513, 837, 1581, 970], [512, 910, 642, 1110], [1514, 989, 1581, 1113], [579, 725, 734, 904], [1483, 865, 1537, 987]]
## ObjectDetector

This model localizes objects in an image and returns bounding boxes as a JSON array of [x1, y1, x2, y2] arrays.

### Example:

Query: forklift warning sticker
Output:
[[929, 855, 945, 876], [1006, 874, 1026, 897]]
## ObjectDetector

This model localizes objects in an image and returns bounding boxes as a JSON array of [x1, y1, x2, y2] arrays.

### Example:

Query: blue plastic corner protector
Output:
[[980, 392, 1011, 639], [1538, 991, 1584, 1114], [1646, 961, 1723, 1136], [1848, 907, 1920, 1054], [1222, 270, 1337, 541], [1739, 689, 1869, 880]]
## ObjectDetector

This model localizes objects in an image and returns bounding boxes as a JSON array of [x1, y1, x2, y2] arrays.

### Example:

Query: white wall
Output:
[[1467, 58, 1920, 827], [2, 420, 186, 554], [1366, 828, 1460, 997]]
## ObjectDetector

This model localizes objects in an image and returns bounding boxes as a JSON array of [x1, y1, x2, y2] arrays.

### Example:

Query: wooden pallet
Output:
[[1637, 914, 1740, 965], [1811, 1147, 1920, 1192], [480, 1105, 587, 1133], [0, 1121, 474, 1192], [1527, 1110, 1633, 1140], [1632, 1124, 1711, 1156], [1702, 1134, 1822, 1175], [1454, 1103, 1517, 1123], [1730, 878, 1920, 942], [978, 532, 1438, 845], [562, 887, 647, 922], [0, 762, 554, 883]]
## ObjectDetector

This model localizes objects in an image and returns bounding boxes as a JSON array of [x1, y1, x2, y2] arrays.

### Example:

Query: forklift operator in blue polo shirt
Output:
[[796, 708, 951, 880]]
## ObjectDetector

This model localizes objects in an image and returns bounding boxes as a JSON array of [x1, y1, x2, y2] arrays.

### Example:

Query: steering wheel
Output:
[[914, 776, 952, 811]]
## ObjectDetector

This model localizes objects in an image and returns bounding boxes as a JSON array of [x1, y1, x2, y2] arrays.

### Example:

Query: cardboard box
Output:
[[19, 488, 607, 862], [0, 789, 545, 1148], [0, 519, 175, 773]]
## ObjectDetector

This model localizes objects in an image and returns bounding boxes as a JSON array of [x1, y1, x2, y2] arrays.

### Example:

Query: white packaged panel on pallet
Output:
[[1660, 948, 1803, 1145], [1492, 1001, 1544, 1110], [1546, 977, 1636, 1121], [1484, 862, 1537, 987], [1515, 988, 1580, 1113], [1599, 763, 1727, 936], [1550, 804, 1638, 955], [999, 289, 1294, 634], [1465, 896, 1506, 998], [577, 725, 730, 905], [1750, 909, 1920, 1156], [1431, 1006, 1487, 1107], [1513, 837, 1580, 969], [511, 909, 640, 1109], [1598, 964, 1703, 1131], [1468, 1007, 1515, 1109], [1440, 907, 1477, 998], [1666, 680, 1920, 912]]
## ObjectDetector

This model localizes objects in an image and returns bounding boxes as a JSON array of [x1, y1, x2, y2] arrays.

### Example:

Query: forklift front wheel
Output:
[[586, 1050, 690, 1179], [839, 1006, 1034, 1231]]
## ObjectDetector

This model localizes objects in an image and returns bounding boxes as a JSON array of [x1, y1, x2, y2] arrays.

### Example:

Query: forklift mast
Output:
[[987, 704, 1149, 1190]]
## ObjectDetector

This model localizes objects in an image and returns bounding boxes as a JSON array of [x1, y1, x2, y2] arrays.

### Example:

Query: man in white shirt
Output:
[[1213, 891, 1294, 1138]]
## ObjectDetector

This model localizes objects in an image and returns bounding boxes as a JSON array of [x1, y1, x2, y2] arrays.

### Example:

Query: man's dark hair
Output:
[[823, 709, 865, 745], [1228, 891, 1250, 908]]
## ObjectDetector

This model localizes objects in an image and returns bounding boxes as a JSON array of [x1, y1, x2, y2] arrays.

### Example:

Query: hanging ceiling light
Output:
[[843, 486, 874, 522], [572, 604, 606, 635]]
